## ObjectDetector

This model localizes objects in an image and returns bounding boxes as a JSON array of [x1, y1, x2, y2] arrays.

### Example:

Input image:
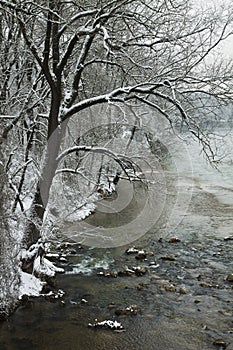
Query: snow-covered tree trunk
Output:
[[0, 139, 19, 319], [24, 99, 63, 246]]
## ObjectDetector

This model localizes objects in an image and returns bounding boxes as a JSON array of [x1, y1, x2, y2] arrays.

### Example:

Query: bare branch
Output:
[[57, 9, 99, 38]]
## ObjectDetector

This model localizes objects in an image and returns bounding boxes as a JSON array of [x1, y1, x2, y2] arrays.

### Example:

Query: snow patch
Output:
[[33, 257, 64, 277], [19, 240, 64, 301], [19, 271, 45, 298], [21, 240, 49, 261], [88, 319, 124, 330]]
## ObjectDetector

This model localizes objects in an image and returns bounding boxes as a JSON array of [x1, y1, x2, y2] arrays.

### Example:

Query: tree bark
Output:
[[0, 138, 19, 318], [24, 92, 62, 247]]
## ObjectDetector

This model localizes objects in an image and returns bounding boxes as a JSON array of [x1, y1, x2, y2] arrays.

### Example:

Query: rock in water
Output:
[[226, 274, 233, 282], [213, 339, 227, 349], [88, 320, 124, 331], [115, 305, 138, 316]]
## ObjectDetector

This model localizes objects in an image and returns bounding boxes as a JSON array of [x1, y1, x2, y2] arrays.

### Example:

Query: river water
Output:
[[1, 129, 233, 350]]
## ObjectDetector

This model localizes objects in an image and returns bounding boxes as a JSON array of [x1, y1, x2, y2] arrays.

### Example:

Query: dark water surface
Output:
[[1, 131, 233, 350]]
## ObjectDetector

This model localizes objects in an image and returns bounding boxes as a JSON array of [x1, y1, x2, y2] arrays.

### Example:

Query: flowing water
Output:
[[1, 129, 233, 350]]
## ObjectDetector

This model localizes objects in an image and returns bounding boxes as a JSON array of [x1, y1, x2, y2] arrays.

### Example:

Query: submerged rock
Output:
[[117, 266, 147, 277], [213, 338, 227, 349], [213, 251, 222, 257], [125, 247, 154, 260], [226, 274, 233, 282], [118, 268, 135, 277], [218, 310, 232, 317], [97, 271, 117, 278], [115, 304, 138, 316], [197, 274, 208, 280], [135, 251, 147, 260], [179, 287, 190, 295], [108, 302, 117, 310], [136, 284, 143, 291], [97, 266, 148, 278], [223, 236, 233, 241], [163, 284, 176, 292], [200, 282, 219, 289], [194, 299, 201, 304], [160, 255, 176, 261], [168, 237, 181, 243], [150, 274, 161, 282], [132, 266, 148, 276]]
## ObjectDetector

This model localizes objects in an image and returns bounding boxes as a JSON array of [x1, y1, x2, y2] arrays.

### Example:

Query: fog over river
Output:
[[1, 128, 233, 350]]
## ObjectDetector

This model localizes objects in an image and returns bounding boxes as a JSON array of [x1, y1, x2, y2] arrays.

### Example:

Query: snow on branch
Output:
[[0, 115, 16, 119], [63, 82, 182, 120], [135, 96, 173, 126], [101, 25, 114, 56], [56, 145, 135, 179], [57, 145, 123, 163], [125, 26, 209, 48], [152, 90, 188, 121], [58, 9, 99, 38], [0, 0, 30, 14], [84, 59, 126, 72], [55, 167, 99, 187]]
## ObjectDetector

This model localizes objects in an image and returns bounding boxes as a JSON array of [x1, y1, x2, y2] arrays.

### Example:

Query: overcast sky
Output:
[[196, 0, 233, 59]]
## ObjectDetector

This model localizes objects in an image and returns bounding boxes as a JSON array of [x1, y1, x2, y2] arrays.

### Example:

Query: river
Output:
[[0, 129, 233, 350]]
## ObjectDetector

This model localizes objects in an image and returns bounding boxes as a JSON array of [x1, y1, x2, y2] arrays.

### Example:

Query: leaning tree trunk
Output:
[[24, 94, 62, 247]]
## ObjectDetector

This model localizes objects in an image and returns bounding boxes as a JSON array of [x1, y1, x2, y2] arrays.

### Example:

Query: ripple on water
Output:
[[65, 256, 115, 275]]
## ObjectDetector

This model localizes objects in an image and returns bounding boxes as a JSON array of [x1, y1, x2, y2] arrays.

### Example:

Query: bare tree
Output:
[[0, 0, 233, 246]]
